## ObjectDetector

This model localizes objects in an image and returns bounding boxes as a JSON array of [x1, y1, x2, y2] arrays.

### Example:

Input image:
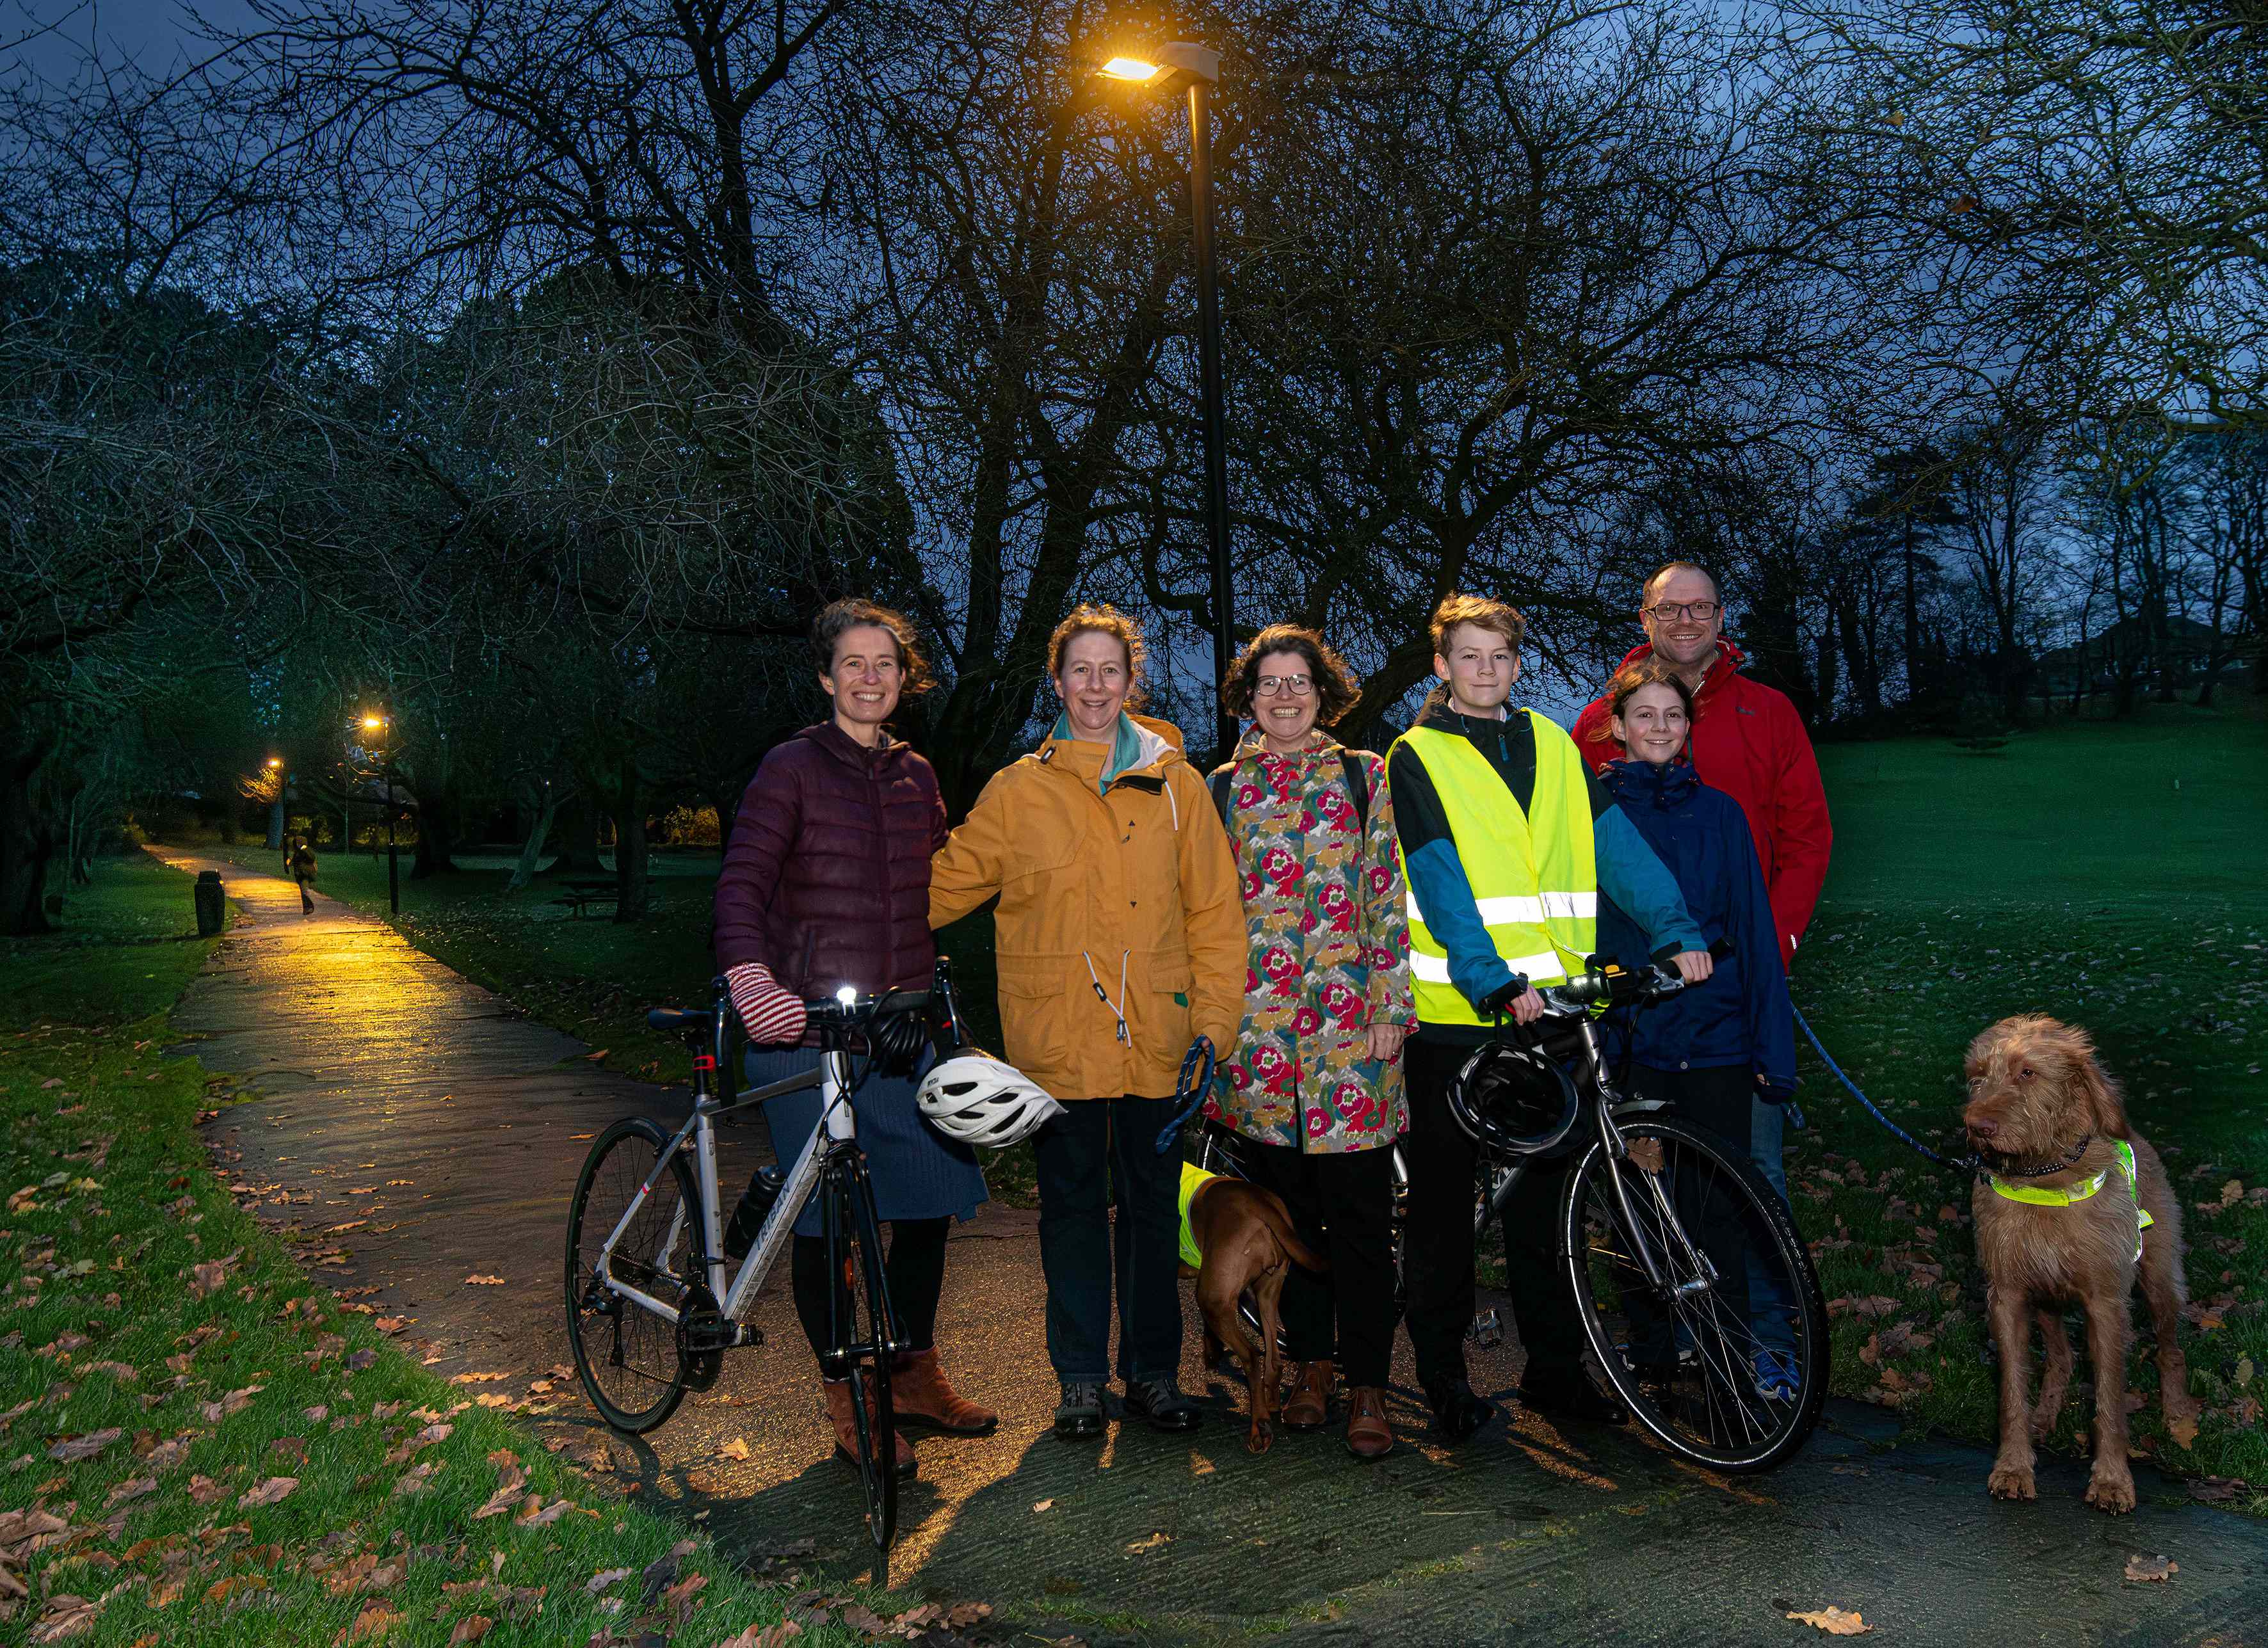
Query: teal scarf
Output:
[[1049, 712, 1145, 794]]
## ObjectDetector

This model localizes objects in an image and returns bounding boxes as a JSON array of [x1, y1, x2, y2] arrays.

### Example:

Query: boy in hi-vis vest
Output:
[[1387, 594, 1715, 1441]]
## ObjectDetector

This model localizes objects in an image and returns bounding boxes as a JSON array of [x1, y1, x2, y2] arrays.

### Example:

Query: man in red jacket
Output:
[[1572, 563, 1831, 966]]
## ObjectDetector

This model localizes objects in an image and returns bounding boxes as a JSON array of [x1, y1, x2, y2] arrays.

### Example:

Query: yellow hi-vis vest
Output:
[[1390, 709, 1597, 1027]]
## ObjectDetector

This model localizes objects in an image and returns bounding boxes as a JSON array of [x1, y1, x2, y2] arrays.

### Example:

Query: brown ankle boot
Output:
[[820, 1377, 916, 1477], [1345, 1386, 1394, 1460], [1282, 1360, 1335, 1431], [890, 1347, 998, 1436]]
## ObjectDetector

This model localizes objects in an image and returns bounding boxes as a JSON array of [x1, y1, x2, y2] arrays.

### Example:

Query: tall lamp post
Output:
[[264, 756, 287, 852], [1099, 44, 1236, 760], [358, 713, 401, 915]]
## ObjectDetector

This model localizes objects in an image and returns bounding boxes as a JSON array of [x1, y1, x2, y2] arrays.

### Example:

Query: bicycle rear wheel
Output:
[[565, 1117, 697, 1434], [822, 1157, 901, 1587], [1562, 1113, 1827, 1473]]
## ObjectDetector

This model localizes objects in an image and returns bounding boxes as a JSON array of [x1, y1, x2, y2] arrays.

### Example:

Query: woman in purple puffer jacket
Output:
[[713, 599, 992, 1479]]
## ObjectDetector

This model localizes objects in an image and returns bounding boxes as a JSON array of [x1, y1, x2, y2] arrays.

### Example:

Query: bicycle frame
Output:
[[589, 1009, 871, 1343]]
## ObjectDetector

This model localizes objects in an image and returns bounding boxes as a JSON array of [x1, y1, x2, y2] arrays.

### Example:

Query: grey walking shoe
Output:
[[1054, 1380, 1106, 1441]]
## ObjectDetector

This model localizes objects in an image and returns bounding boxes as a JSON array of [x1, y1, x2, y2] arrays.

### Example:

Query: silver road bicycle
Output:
[[565, 970, 938, 1583]]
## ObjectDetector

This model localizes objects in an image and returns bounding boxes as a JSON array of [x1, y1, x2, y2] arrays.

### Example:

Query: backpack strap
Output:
[[1339, 751, 1371, 838], [1209, 767, 1235, 829]]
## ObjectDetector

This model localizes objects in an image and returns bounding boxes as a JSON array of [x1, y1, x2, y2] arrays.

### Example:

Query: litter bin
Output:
[[194, 869, 227, 938]]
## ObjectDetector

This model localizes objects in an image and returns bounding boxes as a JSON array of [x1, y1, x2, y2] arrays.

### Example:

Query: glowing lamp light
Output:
[[266, 756, 282, 769], [835, 984, 858, 1005], [360, 715, 385, 731], [1098, 56, 1164, 82]]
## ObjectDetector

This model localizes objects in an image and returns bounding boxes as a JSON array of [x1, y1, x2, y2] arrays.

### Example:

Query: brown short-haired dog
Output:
[[1184, 1173, 1328, 1455], [1963, 1014, 2199, 1514]]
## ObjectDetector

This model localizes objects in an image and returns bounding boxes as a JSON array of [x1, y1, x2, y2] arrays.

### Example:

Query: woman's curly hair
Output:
[[1047, 602, 1148, 709], [1220, 625, 1361, 726]]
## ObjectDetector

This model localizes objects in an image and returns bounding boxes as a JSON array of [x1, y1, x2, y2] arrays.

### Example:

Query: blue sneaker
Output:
[[1753, 1349, 1799, 1401]]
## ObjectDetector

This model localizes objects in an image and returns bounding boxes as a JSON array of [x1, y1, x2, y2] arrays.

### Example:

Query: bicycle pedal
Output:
[[1467, 1308, 1504, 1350]]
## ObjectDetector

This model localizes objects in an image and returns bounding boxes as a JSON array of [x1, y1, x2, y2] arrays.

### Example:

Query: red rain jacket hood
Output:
[[1571, 641, 1832, 965]]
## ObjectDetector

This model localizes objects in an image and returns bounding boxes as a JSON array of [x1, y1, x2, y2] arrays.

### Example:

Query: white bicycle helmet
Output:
[[917, 1047, 1063, 1148]]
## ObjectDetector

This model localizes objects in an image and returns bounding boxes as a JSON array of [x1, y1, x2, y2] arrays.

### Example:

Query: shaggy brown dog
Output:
[[1963, 1014, 2198, 1514], [1184, 1174, 1328, 1454]]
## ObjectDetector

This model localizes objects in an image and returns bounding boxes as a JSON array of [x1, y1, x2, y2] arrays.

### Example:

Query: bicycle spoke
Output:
[[567, 1121, 695, 1433]]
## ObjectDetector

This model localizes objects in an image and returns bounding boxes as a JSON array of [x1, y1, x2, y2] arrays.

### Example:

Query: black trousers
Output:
[[1242, 1139, 1397, 1388], [1619, 1064, 1755, 1366], [789, 1216, 949, 1370], [1032, 1096, 1184, 1384], [1403, 1034, 1588, 1389]]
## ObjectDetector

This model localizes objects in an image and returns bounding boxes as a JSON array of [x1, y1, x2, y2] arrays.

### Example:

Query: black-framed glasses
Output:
[[1255, 674, 1314, 698], [1644, 601, 1720, 622]]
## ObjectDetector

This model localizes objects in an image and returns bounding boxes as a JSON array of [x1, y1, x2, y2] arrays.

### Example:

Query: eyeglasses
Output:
[[1644, 601, 1720, 622], [1254, 674, 1314, 698]]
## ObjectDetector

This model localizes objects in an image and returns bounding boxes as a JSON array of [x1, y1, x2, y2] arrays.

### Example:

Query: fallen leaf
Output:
[[515, 1495, 570, 1528], [472, 1450, 529, 1519], [463, 1275, 506, 1287], [720, 1437, 751, 1461], [2189, 1478, 2240, 1503], [1127, 1532, 1172, 1552], [240, 1475, 297, 1507], [47, 1428, 124, 1462], [29, 1594, 101, 1641], [447, 1619, 492, 1645], [337, 1601, 400, 1642], [392, 1461, 440, 1496], [585, 1568, 632, 1594], [718, 1624, 802, 1648], [1787, 1605, 1872, 1635], [584, 1049, 609, 1061], [662, 1571, 709, 1621], [186, 1474, 228, 1505], [374, 1318, 409, 1334], [105, 1476, 156, 1508], [205, 1574, 269, 1605], [189, 1260, 234, 1298], [383, 1422, 453, 1464], [1032, 1498, 1054, 1513], [2167, 1411, 2200, 1449], [2123, 1553, 2177, 1583]]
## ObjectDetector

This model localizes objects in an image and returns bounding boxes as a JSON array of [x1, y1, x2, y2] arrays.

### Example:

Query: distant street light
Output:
[[265, 757, 288, 851], [1098, 42, 1236, 761]]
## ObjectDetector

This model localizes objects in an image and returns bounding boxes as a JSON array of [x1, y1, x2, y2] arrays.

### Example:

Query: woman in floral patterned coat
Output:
[[1203, 625, 1413, 1460]]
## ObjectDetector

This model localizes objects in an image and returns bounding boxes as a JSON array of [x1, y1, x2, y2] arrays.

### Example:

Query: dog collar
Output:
[[1985, 1140, 2152, 1260]]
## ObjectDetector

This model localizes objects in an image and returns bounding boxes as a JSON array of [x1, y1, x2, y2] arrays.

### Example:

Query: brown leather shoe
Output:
[[821, 1377, 916, 1478], [1281, 1359, 1335, 1431], [890, 1347, 998, 1436], [1345, 1386, 1394, 1460]]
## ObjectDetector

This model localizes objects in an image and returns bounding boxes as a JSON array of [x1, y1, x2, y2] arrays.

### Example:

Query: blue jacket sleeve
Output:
[[1723, 801, 1798, 1096], [1594, 807, 1705, 959], [1404, 838, 1516, 1008]]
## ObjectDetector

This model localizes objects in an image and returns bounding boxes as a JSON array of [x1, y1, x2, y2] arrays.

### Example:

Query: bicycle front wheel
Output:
[[1562, 1114, 1827, 1473], [823, 1156, 901, 1585], [565, 1117, 697, 1434]]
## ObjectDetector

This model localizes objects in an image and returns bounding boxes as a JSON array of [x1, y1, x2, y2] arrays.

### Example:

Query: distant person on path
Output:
[[1389, 593, 1711, 1441], [1571, 562, 1832, 967], [929, 604, 1246, 1443], [288, 840, 318, 916], [713, 598, 993, 1482], [1204, 625, 1413, 1461], [1593, 660, 1801, 1396]]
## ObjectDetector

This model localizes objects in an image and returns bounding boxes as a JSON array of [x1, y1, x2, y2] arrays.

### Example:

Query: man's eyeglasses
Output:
[[1255, 674, 1314, 698], [1644, 601, 1720, 623]]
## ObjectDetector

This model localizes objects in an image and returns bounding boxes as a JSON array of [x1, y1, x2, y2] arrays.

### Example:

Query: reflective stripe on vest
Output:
[[1390, 710, 1596, 1026]]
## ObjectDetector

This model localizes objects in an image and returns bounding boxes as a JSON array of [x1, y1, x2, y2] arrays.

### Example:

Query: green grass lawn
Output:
[[1794, 703, 2267, 1505], [0, 858, 882, 1645]]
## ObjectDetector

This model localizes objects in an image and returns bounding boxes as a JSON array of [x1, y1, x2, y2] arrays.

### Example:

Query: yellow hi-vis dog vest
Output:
[[1390, 709, 1597, 1027]]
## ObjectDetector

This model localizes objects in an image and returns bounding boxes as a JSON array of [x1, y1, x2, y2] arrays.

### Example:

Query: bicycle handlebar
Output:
[[1505, 937, 1737, 1022], [801, 986, 932, 1028]]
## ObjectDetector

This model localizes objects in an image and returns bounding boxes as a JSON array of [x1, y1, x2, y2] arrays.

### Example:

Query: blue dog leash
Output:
[[1154, 1036, 1218, 1154], [1792, 1003, 1966, 1171]]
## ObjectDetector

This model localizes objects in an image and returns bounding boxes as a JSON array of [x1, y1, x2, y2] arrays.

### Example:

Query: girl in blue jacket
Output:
[[1594, 661, 1800, 1395]]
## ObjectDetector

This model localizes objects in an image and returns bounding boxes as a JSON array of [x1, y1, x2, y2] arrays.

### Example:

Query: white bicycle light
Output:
[[835, 984, 857, 1005]]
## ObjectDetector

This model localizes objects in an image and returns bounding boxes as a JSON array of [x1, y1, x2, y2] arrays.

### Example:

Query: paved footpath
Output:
[[154, 849, 2268, 1646]]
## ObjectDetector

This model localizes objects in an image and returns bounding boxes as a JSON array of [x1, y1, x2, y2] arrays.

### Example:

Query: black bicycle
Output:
[[564, 968, 941, 1584], [1470, 954, 1828, 1472]]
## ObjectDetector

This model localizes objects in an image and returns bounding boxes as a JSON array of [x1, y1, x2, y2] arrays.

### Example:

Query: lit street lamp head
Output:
[[1095, 42, 1218, 92]]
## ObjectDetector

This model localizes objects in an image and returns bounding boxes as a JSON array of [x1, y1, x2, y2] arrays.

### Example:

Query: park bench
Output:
[[554, 878, 619, 918]]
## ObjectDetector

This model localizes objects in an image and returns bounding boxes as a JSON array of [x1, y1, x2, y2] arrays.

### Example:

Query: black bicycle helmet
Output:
[[1447, 1039, 1581, 1156]]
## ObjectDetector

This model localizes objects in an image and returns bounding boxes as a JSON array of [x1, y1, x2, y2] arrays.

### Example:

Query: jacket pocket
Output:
[[993, 956, 1070, 1085], [1128, 951, 1195, 1061]]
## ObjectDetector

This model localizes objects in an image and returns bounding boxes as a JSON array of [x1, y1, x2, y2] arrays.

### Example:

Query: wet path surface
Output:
[[153, 849, 2268, 1645]]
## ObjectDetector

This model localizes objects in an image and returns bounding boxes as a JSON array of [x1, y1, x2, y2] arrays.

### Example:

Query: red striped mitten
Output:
[[725, 961, 808, 1046]]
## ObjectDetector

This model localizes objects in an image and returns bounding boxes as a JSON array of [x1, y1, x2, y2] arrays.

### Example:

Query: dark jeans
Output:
[[296, 879, 314, 914], [1403, 1034, 1588, 1389], [1243, 1139, 1397, 1388], [1033, 1096, 1183, 1385], [789, 1216, 949, 1371]]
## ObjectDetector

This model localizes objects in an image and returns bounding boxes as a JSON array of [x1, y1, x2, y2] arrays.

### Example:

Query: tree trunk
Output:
[[0, 727, 59, 937], [410, 780, 460, 879], [544, 793, 606, 876], [612, 758, 651, 922], [506, 796, 560, 893], [1901, 515, 1922, 703]]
